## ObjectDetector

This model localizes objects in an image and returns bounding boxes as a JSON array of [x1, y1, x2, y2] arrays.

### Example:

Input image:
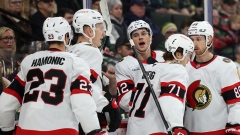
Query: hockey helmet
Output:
[[127, 20, 152, 40], [43, 17, 73, 46], [165, 34, 194, 61]]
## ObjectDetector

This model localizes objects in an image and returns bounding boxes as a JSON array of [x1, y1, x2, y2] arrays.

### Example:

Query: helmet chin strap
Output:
[[82, 28, 98, 48]]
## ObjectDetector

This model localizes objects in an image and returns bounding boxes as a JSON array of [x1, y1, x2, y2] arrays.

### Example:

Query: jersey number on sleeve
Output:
[[129, 83, 151, 118], [23, 68, 67, 105]]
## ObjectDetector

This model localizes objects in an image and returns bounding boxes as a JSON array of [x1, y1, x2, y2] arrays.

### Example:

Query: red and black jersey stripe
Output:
[[222, 82, 240, 104], [159, 81, 186, 102], [117, 79, 134, 105], [90, 69, 98, 83], [71, 75, 92, 96], [4, 75, 25, 104]]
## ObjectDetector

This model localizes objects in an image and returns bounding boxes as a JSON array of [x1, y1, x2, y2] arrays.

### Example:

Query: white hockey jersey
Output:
[[68, 42, 108, 112], [115, 50, 164, 111], [118, 62, 188, 135], [184, 55, 240, 135], [0, 49, 100, 135]]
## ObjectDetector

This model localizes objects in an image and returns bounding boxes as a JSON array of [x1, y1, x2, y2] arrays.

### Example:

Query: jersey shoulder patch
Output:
[[222, 57, 231, 63]]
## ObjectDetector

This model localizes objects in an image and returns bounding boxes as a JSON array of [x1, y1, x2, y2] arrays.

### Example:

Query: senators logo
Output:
[[186, 80, 212, 110]]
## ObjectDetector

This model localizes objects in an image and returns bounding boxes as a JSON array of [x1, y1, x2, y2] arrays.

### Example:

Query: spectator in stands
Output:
[[107, 0, 128, 46], [0, 0, 32, 51], [29, 0, 55, 41], [56, 8, 77, 44], [124, 0, 160, 37], [92, 0, 101, 12], [219, 0, 238, 27], [0, 27, 16, 80], [180, 18, 194, 36], [115, 36, 133, 59], [155, 22, 178, 51], [213, 9, 237, 60], [55, 0, 82, 13], [228, 14, 240, 44]]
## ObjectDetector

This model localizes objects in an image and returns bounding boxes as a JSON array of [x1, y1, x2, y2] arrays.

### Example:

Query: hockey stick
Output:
[[99, 0, 112, 52], [129, 39, 172, 135]]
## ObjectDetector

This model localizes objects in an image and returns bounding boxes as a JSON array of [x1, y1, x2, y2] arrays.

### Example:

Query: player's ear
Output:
[[207, 36, 213, 46]]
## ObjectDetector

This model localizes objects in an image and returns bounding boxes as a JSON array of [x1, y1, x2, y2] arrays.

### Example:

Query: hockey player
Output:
[[115, 20, 164, 112], [68, 9, 121, 133], [0, 17, 106, 135], [119, 34, 193, 135], [184, 21, 240, 135]]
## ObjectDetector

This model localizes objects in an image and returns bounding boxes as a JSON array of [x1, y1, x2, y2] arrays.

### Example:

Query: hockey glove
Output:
[[226, 123, 240, 135], [172, 127, 190, 135], [0, 127, 16, 135], [86, 129, 107, 135], [102, 98, 122, 132]]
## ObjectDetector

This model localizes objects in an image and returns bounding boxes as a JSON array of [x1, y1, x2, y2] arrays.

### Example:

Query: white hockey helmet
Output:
[[72, 9, 104, 34], [43, 17, 73, 46], [165, 34, 194, 61], [188, 21, 214, 48], [127, 20, 152, 40]]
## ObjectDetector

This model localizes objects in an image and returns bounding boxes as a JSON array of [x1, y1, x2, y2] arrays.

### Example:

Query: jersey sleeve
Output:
[[0, 65, 26, 131], [70, 57, 100, 133], [158, 65, 189, 130], [69, 45, 108, 112], [220, 62, 240, 125], [115, 61, 134, 112]]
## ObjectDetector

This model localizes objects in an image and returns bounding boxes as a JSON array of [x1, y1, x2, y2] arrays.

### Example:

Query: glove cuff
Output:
[[172, 126, 190, 135]]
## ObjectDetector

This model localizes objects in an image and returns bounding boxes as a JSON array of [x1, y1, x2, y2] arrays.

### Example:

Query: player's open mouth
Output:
[[139, 41, 145, 46]]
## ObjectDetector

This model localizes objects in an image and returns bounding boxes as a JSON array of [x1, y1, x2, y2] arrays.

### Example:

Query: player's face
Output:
[[118, 44, 133, 57], [64, 13, 73, 25], [189, 35, 206, 55], [93, 23, 105, 47], [131, 28, 151, 53], [0, 30, 15, 52]]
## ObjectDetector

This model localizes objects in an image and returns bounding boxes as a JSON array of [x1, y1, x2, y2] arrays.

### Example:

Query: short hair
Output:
[[180, 18, 195, 30], [56, 8, 74, 17], [107, 0, 122, 10]]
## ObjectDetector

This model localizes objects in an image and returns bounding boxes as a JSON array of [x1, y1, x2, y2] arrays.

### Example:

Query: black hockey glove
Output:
[[172, 127, 190, 135], [226, 123, 240, 135], [86, 129, 107, 135], [102, 97, 122, 132]]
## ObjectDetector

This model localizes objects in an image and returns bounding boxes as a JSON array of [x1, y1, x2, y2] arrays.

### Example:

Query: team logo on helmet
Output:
[[186, 80, 212, 110]]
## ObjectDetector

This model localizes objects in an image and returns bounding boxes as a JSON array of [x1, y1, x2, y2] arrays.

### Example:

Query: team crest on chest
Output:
[[186, 80, 212, 110], [193, 84, 212, 110]]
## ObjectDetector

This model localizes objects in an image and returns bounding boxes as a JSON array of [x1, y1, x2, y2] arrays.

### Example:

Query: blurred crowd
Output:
[[0, 0, 240, 92]]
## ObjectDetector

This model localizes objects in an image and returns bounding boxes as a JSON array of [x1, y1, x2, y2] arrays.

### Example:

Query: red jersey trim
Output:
[[190, 55, 218, 69], [16, 126, 78, 135], [117, 79, 134, 86], [15, 75, 26, 86], [150, 132, 168, 135], [71, 89, 91, 96], [190, 129, 225, 135], [90, 69, 98, 80], [161, 81, 186, 91], [4, 88, 22, 104], [222, 82, 240, 93]]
